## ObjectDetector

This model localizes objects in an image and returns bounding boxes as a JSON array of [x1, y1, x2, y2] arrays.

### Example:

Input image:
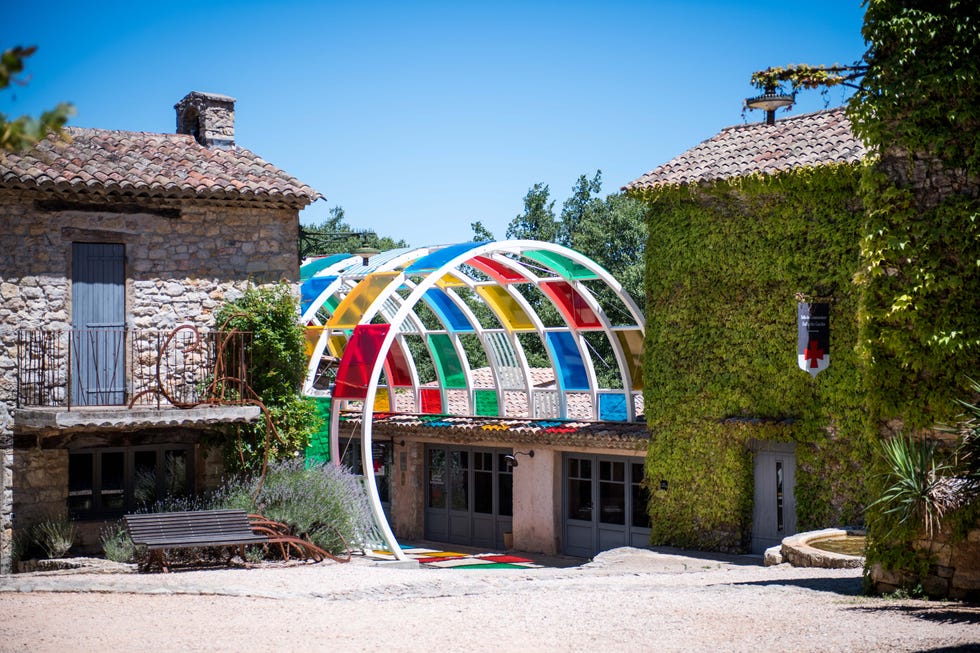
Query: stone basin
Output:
[[766, 528, 866, 568]]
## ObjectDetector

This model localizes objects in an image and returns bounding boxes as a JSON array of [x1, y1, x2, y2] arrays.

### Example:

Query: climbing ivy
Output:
[[634, 164, 874, 550]]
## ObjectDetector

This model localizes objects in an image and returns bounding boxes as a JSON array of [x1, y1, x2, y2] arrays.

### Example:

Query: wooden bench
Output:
[[124, 509, 270, 572]]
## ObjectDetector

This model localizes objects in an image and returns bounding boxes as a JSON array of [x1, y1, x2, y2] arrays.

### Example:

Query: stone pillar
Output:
[[389, 441, 423, 541], [0, 403, 13, 574]]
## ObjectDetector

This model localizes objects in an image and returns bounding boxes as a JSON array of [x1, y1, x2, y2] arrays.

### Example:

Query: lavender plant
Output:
[[213, 459, 375, 555]]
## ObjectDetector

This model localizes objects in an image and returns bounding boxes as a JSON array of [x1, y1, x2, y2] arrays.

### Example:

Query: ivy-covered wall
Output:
[[634, 163, 875, 551]]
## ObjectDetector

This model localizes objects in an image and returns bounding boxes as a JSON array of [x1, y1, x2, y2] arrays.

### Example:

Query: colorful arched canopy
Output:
[[299, 240, 645, 559]]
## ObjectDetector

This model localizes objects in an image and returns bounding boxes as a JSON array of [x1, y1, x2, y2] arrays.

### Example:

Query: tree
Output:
[[570, 192, 646, 303], [506, 183, 556, 241], [470, 220, 495, 242], [1, 46, 74, 152], [557, 171, 603, 247]]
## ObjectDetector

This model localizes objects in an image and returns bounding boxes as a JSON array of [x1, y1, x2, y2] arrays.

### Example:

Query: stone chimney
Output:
[[175, 91, 236, 148]]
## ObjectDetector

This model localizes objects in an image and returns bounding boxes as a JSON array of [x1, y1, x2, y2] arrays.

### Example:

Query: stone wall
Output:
[[870, 519, 980, 601], [0, 190, 301, 573], [10, 448, 68, 527]]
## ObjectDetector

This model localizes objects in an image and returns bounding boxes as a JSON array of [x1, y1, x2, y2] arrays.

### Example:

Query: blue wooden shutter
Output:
[[71, 243, 126, 405]]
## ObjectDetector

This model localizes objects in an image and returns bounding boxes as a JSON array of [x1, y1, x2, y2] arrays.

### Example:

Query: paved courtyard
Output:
[[0, 547, 978, 652]]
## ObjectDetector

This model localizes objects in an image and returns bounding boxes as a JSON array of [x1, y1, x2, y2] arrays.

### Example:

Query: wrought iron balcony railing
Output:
[[16, 328, 252, 409]]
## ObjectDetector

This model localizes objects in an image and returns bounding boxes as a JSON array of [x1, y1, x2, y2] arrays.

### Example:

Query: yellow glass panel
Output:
[[435, 273, 467, 288], [373, 387, 391, 412], [616, 329, 644, 390], [304, 325, 324, 357], [327, 272, 400, 328], [476, 285, 536, 331], [328, 334, 348, 358]]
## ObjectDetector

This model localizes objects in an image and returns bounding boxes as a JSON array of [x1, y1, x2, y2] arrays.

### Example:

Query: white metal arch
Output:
[[300, 240, 644, 560]]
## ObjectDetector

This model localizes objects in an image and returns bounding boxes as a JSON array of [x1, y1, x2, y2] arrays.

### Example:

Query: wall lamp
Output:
[[503, 450, 534, 468]]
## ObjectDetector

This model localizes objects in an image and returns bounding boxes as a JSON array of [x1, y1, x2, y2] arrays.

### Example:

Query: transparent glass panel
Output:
[[632, 462, 651, 528], [133, 450, 158, 506], [68, 452, 93, 512], [450, 451, 469, 511], [474, 452, 493, 514], [599, 460, 625, 525], [100, 451, 125, 511], [428, 448, 446, 509], [165, 449, 188, 498], [567, 457, 592, 521], [498, 454, 514, 517]]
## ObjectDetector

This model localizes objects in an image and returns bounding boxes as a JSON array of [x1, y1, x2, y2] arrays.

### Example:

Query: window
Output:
[[68, 445, 193, 517]]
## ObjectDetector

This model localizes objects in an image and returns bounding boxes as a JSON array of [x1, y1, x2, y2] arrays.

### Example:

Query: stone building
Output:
[[0, 91, 319, 572], [625, 108, 869, 553]]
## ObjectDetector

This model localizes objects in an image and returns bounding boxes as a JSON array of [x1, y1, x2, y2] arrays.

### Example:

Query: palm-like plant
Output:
[[869, 436, 954, 538]]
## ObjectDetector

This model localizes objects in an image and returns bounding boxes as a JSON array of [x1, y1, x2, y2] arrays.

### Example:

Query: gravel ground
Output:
[[0, 547, 978, 652]]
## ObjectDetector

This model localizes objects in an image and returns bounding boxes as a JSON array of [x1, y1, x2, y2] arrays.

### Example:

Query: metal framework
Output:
[[299, 240, 645, 560]]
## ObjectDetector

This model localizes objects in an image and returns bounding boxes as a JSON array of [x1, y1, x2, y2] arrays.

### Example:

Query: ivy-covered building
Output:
[[625, 107, 871, 553]]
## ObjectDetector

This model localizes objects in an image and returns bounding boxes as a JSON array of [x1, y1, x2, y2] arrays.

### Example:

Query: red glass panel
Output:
[[333, 324, 391, 400], [541, 281, 602, 329], [385, 339, 414, 387], [470, 256, 525, 283], [420, 387, 443, 414]]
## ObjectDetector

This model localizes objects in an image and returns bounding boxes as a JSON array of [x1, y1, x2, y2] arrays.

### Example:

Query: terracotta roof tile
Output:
[[624, 108, 866, 191], [343, 412, 650, 451], [0, 127, 321, 206]]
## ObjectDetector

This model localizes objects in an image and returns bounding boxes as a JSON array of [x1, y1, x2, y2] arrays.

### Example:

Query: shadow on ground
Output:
[[847, 602, 980, 626], [729, 575, 865, 595]]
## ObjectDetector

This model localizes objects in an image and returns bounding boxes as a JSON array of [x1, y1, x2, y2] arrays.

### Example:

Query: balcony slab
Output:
[[12, 404, 262, 434]]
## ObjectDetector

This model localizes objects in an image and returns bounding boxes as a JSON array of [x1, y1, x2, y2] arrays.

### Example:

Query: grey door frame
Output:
[[423, 444, 513, 549], [751, 441, 797, 553], [562, 453, 651, 557]]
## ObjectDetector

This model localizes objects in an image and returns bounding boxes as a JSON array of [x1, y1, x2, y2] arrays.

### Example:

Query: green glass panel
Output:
[[474, 389, 499, 416], [305, 397, 333, 466], [523, 250, 599, 280], [428, 333, 467, 389]]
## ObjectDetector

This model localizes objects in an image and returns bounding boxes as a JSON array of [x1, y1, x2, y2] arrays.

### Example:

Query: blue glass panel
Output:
[[545, 331, 590, 391], [300, 276, 337, 312], [598, 393, 628, 421], [404, 242, 486, 274], [424, 289, 475, 332], [300, 254, 350, 281]]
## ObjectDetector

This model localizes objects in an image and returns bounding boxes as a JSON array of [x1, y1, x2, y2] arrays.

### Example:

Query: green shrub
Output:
[[212, 283, 321, 474], [33, 515, 75, 558], [100, 521, 136, 563]]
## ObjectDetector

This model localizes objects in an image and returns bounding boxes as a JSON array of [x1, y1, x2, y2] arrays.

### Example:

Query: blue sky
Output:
[[3, 1, 867, 247]]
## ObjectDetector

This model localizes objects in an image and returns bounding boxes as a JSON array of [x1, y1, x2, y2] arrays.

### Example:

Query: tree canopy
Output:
[[1, 46, 74, 152]]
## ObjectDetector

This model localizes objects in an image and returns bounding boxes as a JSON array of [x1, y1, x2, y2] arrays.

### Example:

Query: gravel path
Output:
[[0, 547, 977, 652]]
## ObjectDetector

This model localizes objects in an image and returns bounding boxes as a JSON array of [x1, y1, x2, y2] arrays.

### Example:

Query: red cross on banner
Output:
[[798, 303, 830, 377]]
